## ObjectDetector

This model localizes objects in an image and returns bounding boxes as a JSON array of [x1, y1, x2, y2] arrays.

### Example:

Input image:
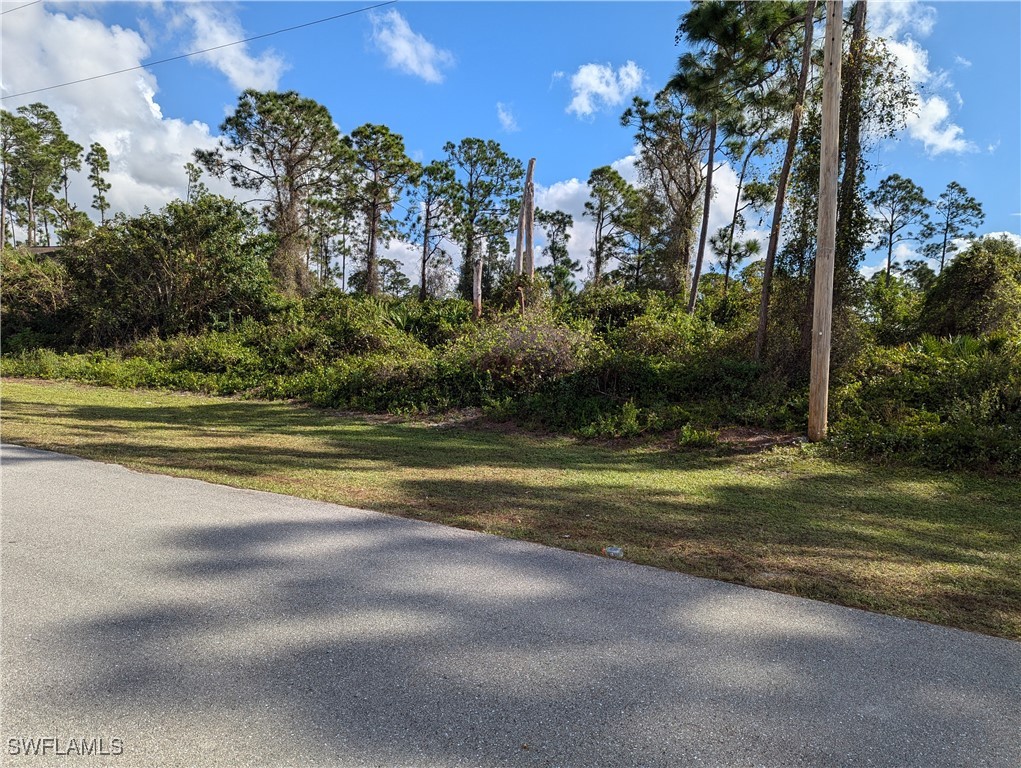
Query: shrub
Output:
[[440, 312, 594, 398], [917, 235, 1021, 338], [568, 286, 649, 336], [0, 247, 72, 347], [676, 424, 719, 449], [609, 306, 721, 361], [383, 298, 474, 348], [831, 335, 1021, 471], [61, 195, 277, 346], [300, 291, 428, 357]]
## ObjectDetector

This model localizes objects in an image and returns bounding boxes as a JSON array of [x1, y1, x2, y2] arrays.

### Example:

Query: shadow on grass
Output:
[[397, 474, 1021, 638], [3, 388, 1020, 639], [4, 396, 729, 473]]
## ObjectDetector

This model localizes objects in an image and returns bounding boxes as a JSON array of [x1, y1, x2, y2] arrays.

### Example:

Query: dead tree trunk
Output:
[[523, 158, 536, 278], [472, 237, 484, 320], [688, 115, 717, 314]]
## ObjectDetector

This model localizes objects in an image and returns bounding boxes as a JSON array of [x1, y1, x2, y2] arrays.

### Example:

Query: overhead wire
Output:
[[1, 0, 41, 16], [1, 0, 397, 100]]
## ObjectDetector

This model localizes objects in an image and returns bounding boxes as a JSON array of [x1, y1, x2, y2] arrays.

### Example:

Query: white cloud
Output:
[[178, 3, 286, 91], [954, 54, 972, 68], [369, 10, 453, 84], [702, 161, 771, 274], [908, 96, 975, 155], [860, 263, 886, 280], [0, 4, 227, 219], [496, 102, 519, 133], [610, 153, 639, 184], [566, 61, 646, 118], [882, 36, 933, 86], [869, 1, 975, 156], [979, 231, 1021, 249], [870, 1, 937, 39], [535, 176, 591, 272], [860, 242, 926, 278], [378, 238, 422, 282]]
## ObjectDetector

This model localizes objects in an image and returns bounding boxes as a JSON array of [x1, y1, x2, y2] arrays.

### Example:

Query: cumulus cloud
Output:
[[0, 3, 227, 218], [496, 102, 519, 132], [377, 238, 422, 283], [610, 153, 640, 184], [979, 231, 1021, 249], [859, 242, 920, 278], [566, 61, 646, 118], [908, 96, 973, 155], [870, 0, 938, 39], [370, 10, 453, 84], [869, 1, 976, 156], [178, 3, 286, 91], [535, 176, 592, 272]]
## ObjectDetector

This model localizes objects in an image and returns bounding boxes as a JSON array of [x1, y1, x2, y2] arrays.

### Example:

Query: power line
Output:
[[1, 0, 397, 101], [1, 0, 41, 16]]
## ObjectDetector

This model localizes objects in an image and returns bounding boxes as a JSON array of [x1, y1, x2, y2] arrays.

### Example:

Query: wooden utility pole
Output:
[[808, 0, 843, 442]]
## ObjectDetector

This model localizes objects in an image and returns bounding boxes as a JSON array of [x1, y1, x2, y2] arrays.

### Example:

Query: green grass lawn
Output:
[[2, 377, 1019, 640]]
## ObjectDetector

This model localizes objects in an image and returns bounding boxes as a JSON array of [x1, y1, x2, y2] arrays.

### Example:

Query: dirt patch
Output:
[[717, 427, 805, 453]]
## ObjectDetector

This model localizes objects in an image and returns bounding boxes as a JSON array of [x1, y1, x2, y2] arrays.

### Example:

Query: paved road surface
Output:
[[2, 443, 1018, 767]]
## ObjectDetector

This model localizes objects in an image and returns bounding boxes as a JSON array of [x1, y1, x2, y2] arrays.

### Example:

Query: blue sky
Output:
[[2, 1, 1018, 280]]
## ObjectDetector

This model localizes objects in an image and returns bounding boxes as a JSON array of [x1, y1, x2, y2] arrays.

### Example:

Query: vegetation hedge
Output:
[[3, 237, 1020, 474]]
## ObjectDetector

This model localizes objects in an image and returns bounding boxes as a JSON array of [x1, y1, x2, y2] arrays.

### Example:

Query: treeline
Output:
[[2, 1, 1019, 472], [4, 231, 1020, 472], [0, 3, 988, 322]]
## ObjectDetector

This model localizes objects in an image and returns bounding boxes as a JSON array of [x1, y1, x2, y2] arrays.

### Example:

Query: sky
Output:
[[1, 0, 1019, 284]]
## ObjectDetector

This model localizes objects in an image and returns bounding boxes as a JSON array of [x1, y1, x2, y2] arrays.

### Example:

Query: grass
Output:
[[2, 377, 1019, 640]]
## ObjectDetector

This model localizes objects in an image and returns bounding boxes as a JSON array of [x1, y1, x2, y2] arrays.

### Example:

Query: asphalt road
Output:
[[1, 443, 1019, 767]]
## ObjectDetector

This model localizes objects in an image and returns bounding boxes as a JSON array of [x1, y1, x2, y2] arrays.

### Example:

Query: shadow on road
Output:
[[39, 505, 1020, 766]]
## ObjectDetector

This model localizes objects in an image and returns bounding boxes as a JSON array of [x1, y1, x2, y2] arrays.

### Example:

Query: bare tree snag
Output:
[[473, 237, 484, 320], [514, 201, 525, 275], [523, 158, 536, 278]]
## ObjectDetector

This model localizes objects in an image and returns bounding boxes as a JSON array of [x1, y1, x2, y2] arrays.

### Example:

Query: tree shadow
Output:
[[396, 472, 1020, 638], [4, 391, 1019, 639], [6, 396, 728, 474], [4, 428, 1019, 764], [32, 509, 1021, 766]]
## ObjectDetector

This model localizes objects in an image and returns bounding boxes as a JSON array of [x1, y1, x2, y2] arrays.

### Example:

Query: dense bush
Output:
[[4, 266, 1019, 472], [568, 286, 649, 335], [609, 303, 721, 360], [0, 247, 72, 350], [441, 312, 594, 396], [60, 195, 277, 346], [917, 236, 1021, 338], [831, 335, 1021, 471]]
